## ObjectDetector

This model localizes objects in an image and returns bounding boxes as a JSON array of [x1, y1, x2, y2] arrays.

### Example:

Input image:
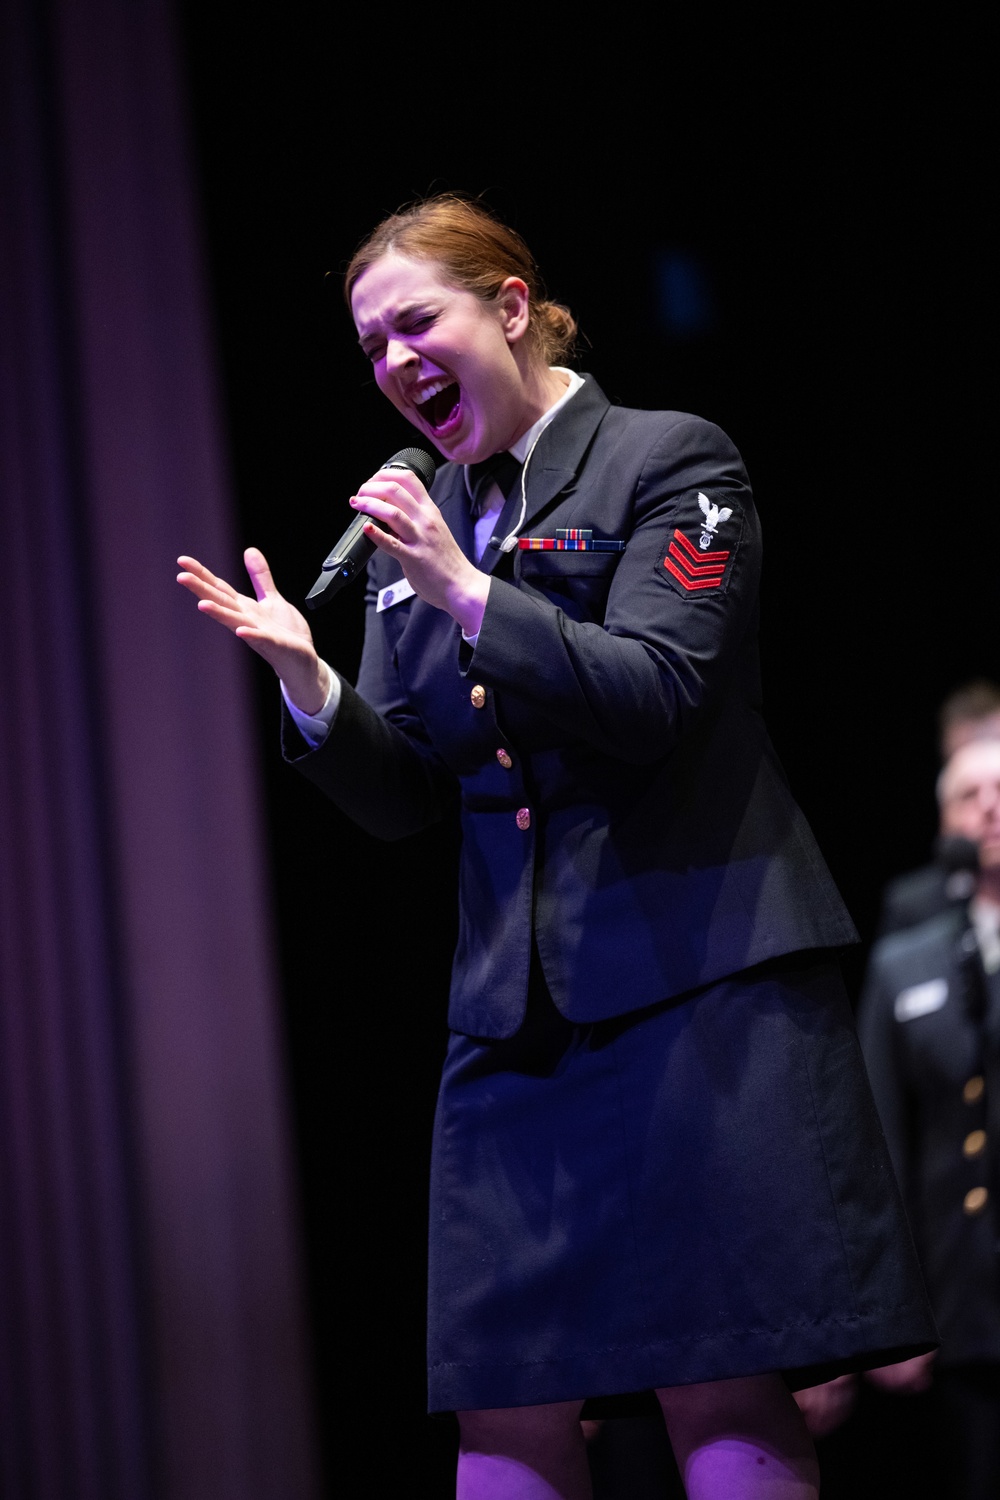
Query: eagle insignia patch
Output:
[[698, 493, 733, 549], [656, 491, 742, 596]]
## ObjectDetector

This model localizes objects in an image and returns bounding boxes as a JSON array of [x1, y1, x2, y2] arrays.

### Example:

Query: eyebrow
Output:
[[356, 301, 435, 349]]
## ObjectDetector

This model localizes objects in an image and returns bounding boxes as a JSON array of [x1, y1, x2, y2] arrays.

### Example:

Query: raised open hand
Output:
[[177, 547, 330, 714]]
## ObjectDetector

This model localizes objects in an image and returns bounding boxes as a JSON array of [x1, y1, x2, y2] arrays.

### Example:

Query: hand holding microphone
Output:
[[305, 447, 436, 609], [307, 445, 489, 638]]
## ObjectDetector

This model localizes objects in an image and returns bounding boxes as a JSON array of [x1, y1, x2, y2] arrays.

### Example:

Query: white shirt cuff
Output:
[[282, 664, 341, 747], [460, 576, 491, 648]]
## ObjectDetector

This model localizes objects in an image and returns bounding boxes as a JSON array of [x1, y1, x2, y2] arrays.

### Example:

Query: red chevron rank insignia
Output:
[[661, 528, 731, 591]]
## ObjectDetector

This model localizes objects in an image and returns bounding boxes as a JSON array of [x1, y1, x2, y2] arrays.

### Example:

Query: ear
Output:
[[497, 277, 531, 346]]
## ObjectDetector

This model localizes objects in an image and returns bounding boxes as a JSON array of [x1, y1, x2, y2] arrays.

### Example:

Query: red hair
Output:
[[345, 195, 578, 365]]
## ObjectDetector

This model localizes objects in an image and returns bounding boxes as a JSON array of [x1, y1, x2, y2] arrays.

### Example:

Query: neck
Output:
[[975, 871, 1000, 909], [506, 359, 570, 448]]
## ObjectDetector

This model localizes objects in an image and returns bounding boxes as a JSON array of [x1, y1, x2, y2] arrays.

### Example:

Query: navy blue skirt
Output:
[[426, 952, 935, 1412]]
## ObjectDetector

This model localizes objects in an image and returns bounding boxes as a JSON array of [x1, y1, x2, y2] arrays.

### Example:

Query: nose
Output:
[[385, 338, 417, 375]]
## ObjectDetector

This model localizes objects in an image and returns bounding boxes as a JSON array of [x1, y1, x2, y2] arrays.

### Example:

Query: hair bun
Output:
[[534, 300, 578, 364]]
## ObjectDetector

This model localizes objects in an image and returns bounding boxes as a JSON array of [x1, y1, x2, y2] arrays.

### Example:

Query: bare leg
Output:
[[657, 1374, 820, 1499], [457, 1401, 592, 1500]]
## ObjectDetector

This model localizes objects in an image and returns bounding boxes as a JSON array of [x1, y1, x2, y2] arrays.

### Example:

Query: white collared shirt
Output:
[[467, 367, 585, 563]]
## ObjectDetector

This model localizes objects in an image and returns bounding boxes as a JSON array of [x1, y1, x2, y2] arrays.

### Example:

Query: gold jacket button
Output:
[[964, 1186, 989, 1216], [516, 807, 531, 831], [963, 1075, 985, 1105], [496, 748, 513, 769], [964, 1129, 987, 1158], [470, 684, 486, 709]]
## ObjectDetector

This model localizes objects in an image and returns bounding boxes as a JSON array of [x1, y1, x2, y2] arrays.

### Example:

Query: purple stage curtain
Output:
[[0, 2, 319, 1497]]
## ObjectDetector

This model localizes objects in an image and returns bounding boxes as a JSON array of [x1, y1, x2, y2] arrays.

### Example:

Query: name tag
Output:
[[894, 978, 948, 1022], [376, 578, 415, 613]]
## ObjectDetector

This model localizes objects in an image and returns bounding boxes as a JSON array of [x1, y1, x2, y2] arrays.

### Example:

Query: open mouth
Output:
[[417, 381, 460, 432]]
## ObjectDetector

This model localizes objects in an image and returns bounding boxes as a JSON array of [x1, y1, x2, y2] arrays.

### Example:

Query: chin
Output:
[[441, 434, 490, 466]]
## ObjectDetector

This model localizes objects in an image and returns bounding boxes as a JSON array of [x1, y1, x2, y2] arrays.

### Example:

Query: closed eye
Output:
[[406, 313, 434, 331], [359, 312, 435, 363]]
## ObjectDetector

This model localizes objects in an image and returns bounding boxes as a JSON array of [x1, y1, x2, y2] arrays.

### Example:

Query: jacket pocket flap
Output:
[[518, 551, 622, 577]]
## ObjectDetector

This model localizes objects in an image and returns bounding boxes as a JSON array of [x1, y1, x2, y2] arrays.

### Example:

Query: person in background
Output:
[[798, 738, 1000, 1498], [878, 681, 1000, 938], [796, 685, 1000, 1469]]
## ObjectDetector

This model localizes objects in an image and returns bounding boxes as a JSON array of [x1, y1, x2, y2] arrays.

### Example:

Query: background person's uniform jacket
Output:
[[859, 908, 1000, 1364]]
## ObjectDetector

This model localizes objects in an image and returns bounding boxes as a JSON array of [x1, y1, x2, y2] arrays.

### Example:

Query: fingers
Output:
[[177, 554, 239, 599], [350, 473, 439, 555], [196, 598, 254, 631], [177, 554, 215, 580], [361, 519, 401, 558], [178, 549, 321, 692], [355, 475, 424, 511], [349, 489, 418, 543], [177, 554, 259, 638], [244, 546, 277, 604], [371, 465, 428, 502], [176, 559, 242, 613]]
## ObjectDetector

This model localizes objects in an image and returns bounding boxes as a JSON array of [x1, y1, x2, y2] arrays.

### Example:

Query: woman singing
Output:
[[179, 196, 934, 1499]]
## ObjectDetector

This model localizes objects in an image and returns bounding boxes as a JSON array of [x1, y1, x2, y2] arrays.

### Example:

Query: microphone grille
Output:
[[385, 447, 437, 488]]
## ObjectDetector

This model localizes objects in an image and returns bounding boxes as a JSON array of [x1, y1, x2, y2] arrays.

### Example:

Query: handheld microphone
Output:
[[305, 447, 436, 609]]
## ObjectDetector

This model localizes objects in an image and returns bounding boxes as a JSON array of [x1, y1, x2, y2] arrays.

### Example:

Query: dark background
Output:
[[174, 10, 993, 1492]]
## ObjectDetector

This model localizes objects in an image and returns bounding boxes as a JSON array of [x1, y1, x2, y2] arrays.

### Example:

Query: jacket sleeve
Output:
[[282, 679, 456, 841], [282, 562, 459, 841], [467, 417, 760, 763]]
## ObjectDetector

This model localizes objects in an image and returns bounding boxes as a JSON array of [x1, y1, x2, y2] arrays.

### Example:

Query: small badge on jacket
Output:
[[376, 577, 416, 612], [656, 491, 742, 596], [893, 978, 948, 1022]]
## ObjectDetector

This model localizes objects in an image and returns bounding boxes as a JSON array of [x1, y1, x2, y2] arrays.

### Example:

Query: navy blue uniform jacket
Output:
[[287, 376, 857, 1038], [858, 910, 1000, 1365]]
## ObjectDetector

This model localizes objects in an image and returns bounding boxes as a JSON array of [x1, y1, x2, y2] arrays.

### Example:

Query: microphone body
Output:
[[305, 447, 436, 609]]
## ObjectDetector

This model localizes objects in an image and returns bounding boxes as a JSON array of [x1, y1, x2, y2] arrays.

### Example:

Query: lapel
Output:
[[389, 379, 613, 724], [477, 375, 611, 578], [434, 461, 476, 562]]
